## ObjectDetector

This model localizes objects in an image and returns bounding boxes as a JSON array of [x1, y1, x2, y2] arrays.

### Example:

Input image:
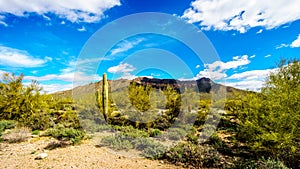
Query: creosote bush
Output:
[[165, 142, 222, 168], [44, 125, 86, 145]]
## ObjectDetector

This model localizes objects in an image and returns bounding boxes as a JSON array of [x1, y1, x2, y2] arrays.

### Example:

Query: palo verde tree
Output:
[[0, 73, 53, 130], [236, 59, 300, 167], [128, 82, 152, 112]]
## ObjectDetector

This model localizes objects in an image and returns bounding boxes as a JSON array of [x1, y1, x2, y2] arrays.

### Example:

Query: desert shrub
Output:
[[148, 128, 162, 137], [116, 125, 149, 138], [2, 127, 31, 143], [57, 109, 81, 129], [233, 157, 290, 169], [0, 73, 54, 130], [44, 140, 69, 150], [101, 134, 134, 150], [0, 120, 16, 131], [31, 130, 40, 135], [0, 120, 16, 139], [101, 131, 166, 157], [259, 157, 291, 169], [209, 133, 224, 148], [165, 142, 222, 168], [186, 127, 198, 144], [44, 125, 85, 145], [166, 127, 186, 140], [142, 141, 166, 159], [235, 59, 300, 167]]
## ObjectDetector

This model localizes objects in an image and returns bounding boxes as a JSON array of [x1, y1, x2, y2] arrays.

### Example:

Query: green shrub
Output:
[[235, 59, 300, 168], [44, 125, 85, 145], [148, 128, 162, 137], [101, 132, 166, 158], [0, 73, 54, 130], [167, 127, 186, 140], [117, 125, 149, 138], [233, 157, 290, 169], [142, 141, 166, 159], [31, 130, 40, 135], [0, 120, 16, 131], [0, 120, 16, 139], [101, 134, 134, 150], [165, 142, 222, 168], [259, 157, 290, 169]]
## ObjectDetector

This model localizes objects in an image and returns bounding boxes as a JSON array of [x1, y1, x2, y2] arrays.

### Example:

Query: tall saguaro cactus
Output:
[[102, 73, 109, 121], [96, 73, 109, 121]]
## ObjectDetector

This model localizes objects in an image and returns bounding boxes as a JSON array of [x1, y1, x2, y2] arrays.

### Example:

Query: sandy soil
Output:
[[0, 137, 182, 169]]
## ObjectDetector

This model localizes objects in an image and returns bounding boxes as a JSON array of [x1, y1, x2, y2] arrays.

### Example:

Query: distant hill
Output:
[[54, 77, 243, 98]]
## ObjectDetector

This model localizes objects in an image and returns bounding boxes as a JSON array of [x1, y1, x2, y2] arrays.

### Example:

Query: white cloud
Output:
[[224, 68, 278, 91], [264, 54, 271, 58], [250, 55, 255, 58], [25, 71, 101, 83], [77, 26, 86, 32], [208, 55, 251, 71], [256, 29, 263, 34], [182, 0, 300, 33], [31, 70, 38, 74], [195, 65, 200, 69], [290, 34, 300, 48], [108, 63, 135, 73], [41, 83, 74, 93], [0, 15, 7, 27], [107, 63, 139, 80], [196, 70, 227, 80], [196, 55, 251, 80], [0, 0, 121, 23], [228, 69, 275, 80], [276, 43, 289, 49], [109, 38, 144, 56], [0, 46, 48, 67], [221, 80, 264, 92], [0, 20, 7, 27], [42, 15, 51, 21]]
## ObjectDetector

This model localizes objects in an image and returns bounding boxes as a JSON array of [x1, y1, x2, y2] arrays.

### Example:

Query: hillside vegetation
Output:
[[0, 59, 299, 168]]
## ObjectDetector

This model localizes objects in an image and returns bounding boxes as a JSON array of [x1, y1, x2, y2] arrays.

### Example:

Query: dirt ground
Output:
[[0, 137, 182, 169]]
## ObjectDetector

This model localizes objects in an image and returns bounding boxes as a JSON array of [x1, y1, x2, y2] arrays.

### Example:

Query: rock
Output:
[[35, 153, 48, 160]]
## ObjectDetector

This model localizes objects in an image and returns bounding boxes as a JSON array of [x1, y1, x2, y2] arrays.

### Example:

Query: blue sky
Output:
[[0, 0, 300, 93]]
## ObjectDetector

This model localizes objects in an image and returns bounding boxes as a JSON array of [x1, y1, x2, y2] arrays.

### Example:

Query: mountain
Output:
[[54, 77, 242, 98]]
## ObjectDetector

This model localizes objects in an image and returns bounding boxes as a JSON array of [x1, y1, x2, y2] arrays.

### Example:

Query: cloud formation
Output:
[[0, 46, 48, 67], [182, 0, 300, 33], [225, 68, 277, 91], [291, 34, 300, 48], [196, 55, 251, 80], [0, 0, 121, 23], [108, 63, 135, 74], [109, 38, 144, 56]]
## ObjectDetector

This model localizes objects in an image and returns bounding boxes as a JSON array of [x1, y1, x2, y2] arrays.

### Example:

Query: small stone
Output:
[[35, 153, 48, 160], [160, 160, 164, 164]]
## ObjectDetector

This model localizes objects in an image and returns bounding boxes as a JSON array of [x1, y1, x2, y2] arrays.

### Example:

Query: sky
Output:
[[0, 0, 300, 93]]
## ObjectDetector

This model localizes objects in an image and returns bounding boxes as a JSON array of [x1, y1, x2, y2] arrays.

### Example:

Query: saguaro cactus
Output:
[[96, 73, 109, 121], [102, 73, 109, 121]]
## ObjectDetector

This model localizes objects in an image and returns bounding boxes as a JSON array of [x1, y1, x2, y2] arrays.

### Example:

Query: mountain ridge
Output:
[[54, 77, 242, 98]]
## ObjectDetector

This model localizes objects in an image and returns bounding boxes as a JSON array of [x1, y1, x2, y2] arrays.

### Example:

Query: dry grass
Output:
[[2, 127, 31, 143]]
